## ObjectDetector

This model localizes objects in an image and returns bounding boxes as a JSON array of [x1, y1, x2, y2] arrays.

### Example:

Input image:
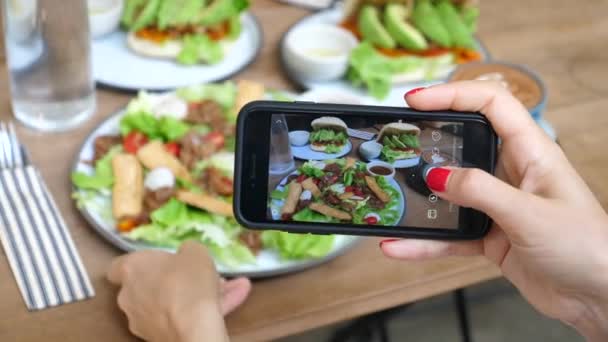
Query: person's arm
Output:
[[381, 81, 608, 341], [107, 241, 251, 341]]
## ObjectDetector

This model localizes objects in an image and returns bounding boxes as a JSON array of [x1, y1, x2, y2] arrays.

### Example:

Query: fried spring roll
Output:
[[112, 154, 144, 220], [339, 192, 354, 200], [176, 190, 234, 217], [232, 80, 265, 113], [281, 181, 303, 215], [365, 176, 390, 203], [301, 177, 321, 197], [345, 157, 357, 169], [309, 202, 352, 221], [136, 141, 192, 182]]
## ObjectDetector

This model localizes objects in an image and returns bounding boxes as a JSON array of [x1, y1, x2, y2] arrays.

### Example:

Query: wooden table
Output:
[[0, 0, 606, 341]]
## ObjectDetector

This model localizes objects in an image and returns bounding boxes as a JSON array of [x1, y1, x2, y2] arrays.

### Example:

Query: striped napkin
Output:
[[0, 166, 95, 310]]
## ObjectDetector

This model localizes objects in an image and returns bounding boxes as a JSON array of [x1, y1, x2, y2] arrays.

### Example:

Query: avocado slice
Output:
[[130, 0, 162, 31], [358, 5, 396, 49], [383, 136, 395, 148], [384, 4, 428, 51], [391, 135, 406, 148]]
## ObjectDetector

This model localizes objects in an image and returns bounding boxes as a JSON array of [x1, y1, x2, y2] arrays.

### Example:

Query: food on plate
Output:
[[111, 153, 144, 220], [309, 117, 349, 153], [232, 80, 266, 113], [72, 80, 337, 268], [137, 141, 193, 182], [377, 122, 421, 163], [272, 158, 403, 225], [341, 0, 482, 99], [120, 0, 249, 65]]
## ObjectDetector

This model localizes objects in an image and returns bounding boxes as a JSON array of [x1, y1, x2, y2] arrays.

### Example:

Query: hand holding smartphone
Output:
[[234, 101, 497, 240]]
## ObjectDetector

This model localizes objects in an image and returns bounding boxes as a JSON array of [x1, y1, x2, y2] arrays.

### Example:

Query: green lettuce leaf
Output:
[[324, 144, 342, 154], [348, 42, 424, 99], [157, 0, 207, 30], [176, 82, 237, 109], [208, 243, 256, 268], [261, 230, 334, 259], [292, 207, 336, 223], [271, 188, 288, 200], [298, 162, 325, 178], [120, 111, 190, 141], [177, 34, 224, 65], [228, 15, 242, 40], [71, 146, 122, 190], [159, 116, 190, 141], [197, 0, 249, 26], [151, 198, 191, 227]]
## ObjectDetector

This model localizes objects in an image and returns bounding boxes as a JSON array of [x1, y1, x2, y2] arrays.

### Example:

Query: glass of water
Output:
[[269, 114, 295, 175], [2, 0, 96, 131]]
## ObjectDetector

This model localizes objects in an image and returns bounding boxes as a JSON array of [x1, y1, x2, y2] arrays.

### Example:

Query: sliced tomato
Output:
[[117, 218, 138, 232], [364, 216, 378, 225], [165, 142, 181, 157], [313, 178, 321, 186], [204, 131, 225, 149], [353, 187, 364, 197], [123, 131, 149, 154], [345, 186, 354, 193], [296, 174, 307, 183]]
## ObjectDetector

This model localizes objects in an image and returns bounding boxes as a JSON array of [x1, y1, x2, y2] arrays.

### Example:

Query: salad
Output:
[[271, 158, 404, 226], [341, 0, 482, 99], [120, 0, 249, 65], [72, 80, 336, 268]]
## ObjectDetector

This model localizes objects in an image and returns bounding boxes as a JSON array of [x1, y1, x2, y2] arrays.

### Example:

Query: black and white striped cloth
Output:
[[0, 166, 94, 310]]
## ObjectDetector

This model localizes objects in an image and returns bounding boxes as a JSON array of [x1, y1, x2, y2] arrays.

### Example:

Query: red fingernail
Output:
[[404, 87, 426, 97], [379, 239, 400, 248], [426, 167, 451, 192]]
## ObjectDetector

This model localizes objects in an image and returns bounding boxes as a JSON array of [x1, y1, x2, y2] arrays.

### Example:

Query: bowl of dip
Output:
[[449, 62, 547, 120], [289, 130, 310, 147], [359, 141, 383, 161], [283, 24, 358, 82], [366, 161, 395, 180], [88, 0, 123, 39]]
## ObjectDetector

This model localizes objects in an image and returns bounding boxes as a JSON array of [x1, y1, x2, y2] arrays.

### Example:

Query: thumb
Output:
[[425, 166, 537, 239]]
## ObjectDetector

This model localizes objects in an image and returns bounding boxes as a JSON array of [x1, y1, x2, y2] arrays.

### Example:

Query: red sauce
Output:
[[370, 166, 392, 175]]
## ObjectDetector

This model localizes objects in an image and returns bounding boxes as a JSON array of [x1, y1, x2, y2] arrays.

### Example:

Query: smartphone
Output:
[[234, 101, 498, 240]]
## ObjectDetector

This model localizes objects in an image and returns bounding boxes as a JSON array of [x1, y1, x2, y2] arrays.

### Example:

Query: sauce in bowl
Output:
[[369, 165, 392, 176]]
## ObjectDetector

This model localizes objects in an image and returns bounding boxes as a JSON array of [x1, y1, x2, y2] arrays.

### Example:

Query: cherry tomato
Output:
[[222, 177, 233, 187], [296, 174, 307, 183], [345, 186, 354, 193], [117, 218, 138, 232], [204, 131, 225, 149], [313, 178, 321, 186], [353, 187, 364, 196], [164, 142, 181, 157], [123, 131, 148, 154], [364, 216, 378, 225]]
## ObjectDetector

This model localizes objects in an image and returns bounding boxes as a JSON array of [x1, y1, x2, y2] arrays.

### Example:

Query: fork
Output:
[[347, 128, 376, 141], [0, 122, 25, 169]]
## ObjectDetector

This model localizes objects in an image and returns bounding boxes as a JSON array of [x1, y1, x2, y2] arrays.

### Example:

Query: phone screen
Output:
[[265, 113, 463, 230]]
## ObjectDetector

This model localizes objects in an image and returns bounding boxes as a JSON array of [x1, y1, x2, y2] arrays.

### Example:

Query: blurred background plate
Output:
[[280, 8, 490, 107], [92, 13, 263, 91], [72, 97, 361, 279]]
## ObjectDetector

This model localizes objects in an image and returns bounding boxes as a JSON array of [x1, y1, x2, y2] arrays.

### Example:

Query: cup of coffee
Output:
[[449, 62, 547, 120]]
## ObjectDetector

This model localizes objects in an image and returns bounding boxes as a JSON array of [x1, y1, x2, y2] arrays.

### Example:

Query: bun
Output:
[[377, 122, 420, 142], [310, 144, 328, 152], [311, 116, 348, 133], [126, 31, 235, 61]]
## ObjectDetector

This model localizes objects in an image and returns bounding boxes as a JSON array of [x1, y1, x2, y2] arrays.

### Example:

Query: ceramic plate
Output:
[[92, 14, 262, 91], [291, 140, 353, 161]]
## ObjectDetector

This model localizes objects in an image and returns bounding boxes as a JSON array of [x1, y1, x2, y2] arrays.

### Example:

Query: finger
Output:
[[107, 254, 130, 286], [426, 166, 540, 240], [220, 277, 252, 316], [405, 81, 541, 141], [380, 239, 483, 260], [179, 241, 216, 268]]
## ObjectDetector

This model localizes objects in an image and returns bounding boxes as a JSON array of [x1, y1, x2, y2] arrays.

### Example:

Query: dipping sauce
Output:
[[450, 62, 544, 110], [369, 165, 392, 176]]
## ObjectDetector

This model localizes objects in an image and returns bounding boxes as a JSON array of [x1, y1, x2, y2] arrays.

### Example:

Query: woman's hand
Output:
[[107, 241, 251, 342], [381, 81, 608, 341]]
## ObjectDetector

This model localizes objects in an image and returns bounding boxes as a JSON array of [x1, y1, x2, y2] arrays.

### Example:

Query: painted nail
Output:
[[404, 87, 426, 97], [426, 167, 451, 192], [379, 239, 400, 248]]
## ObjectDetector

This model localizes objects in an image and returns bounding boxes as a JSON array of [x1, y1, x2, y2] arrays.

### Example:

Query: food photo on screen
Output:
[[266, 114, 463, 230]]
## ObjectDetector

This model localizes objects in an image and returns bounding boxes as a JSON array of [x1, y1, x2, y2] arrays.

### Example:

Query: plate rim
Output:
[[93, 13, 265, 92], [291, 140, 353, 161], [70, 107, 363, 278]]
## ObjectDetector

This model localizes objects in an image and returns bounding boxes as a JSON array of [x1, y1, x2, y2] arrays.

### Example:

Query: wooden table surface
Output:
[[0, 0, 606, 341]]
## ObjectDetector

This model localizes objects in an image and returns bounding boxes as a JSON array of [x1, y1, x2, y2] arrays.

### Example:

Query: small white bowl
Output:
[[366, 161, 396, 180], [359, 141, 382, 161], [88, 0, 124, 39], [284, 24, 358, 82], [289, 130, 310, 146]]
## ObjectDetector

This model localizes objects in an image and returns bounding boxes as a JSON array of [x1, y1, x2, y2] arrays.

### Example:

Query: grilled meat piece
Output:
[[93, 135, 122, 162]]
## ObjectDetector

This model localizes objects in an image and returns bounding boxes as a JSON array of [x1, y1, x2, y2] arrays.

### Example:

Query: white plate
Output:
[[72, 103, 360, 278], [366, 156, 420, 169], [269, 161, 406, 226], [291, 140, 353, 160], [92, 13, 262, 91], [280, 8, 490, 107]]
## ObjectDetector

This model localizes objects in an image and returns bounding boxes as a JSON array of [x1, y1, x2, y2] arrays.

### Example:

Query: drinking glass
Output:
[[2, 0, 96, 131], [269, 114, 295, 175]]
